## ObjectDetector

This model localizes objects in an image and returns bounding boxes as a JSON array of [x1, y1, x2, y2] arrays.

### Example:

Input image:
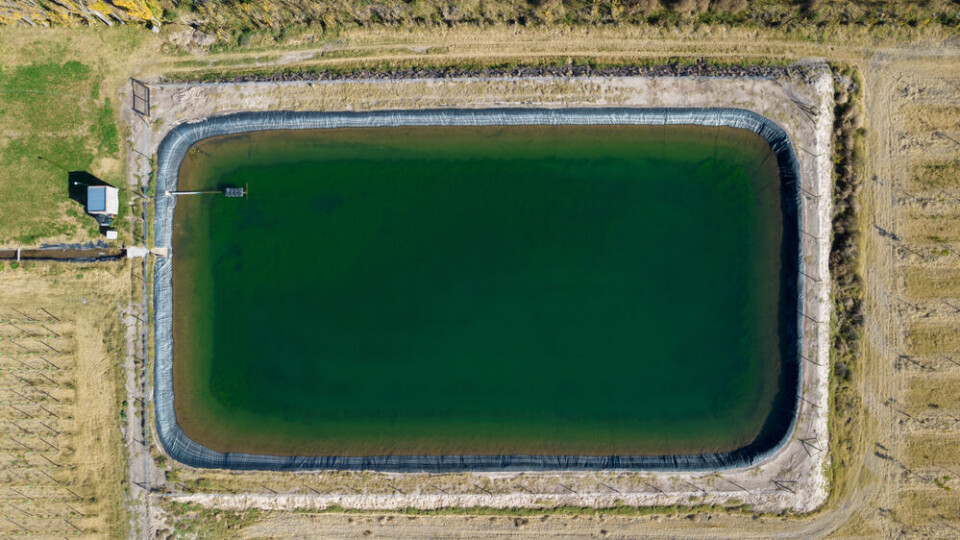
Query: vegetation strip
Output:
[[162, 57, 793, 84], [6, 1, 960, 35], [824, 63, 865, 507]]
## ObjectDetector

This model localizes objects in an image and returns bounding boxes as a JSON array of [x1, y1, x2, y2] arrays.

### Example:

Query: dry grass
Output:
[[902, 212, 960, 244], [907, 324, 960, 355], [894, 491, 960, 528], [905, 374, 960, 414], [826, 513, 881, 539], [908, 159, 960, 192], [904, 267, 960, 298], [0, 261, 130, 538], [164, 466, 722, 500], [904, 106, 960, 133], [904, 435, 960, 468], [894, 61, 960, 538]]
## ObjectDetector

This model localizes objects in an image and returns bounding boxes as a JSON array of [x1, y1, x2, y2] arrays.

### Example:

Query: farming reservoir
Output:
[[156, 110, 801, 471]]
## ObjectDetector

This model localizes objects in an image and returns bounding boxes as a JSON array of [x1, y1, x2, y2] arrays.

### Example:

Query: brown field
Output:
[[894, 492, 960, 528], [0, 261, 130, 538]]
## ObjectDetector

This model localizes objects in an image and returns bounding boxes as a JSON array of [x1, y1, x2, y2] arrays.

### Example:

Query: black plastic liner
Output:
[[154, 108, 803, 472]]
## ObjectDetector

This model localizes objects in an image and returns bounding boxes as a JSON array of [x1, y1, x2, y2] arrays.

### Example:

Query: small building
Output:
[[87, 186, 119, 216]]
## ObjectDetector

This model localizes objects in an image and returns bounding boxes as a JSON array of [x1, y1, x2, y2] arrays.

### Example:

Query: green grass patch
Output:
[[93, 98, 119, 156], [0, 59, 125, 246]]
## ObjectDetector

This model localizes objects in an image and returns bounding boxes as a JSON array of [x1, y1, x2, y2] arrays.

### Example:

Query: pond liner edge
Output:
[[153, 108, 805, 473]]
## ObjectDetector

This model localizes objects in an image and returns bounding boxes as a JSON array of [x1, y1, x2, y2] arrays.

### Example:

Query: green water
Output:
[[172, 125, 783, 457]]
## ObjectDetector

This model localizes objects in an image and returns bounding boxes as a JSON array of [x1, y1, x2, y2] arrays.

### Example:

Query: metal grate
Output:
[[131, 79, 150, 117]]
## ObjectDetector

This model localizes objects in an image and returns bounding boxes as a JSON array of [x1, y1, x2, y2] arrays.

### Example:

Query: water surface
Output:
[[172, 125, 784, 457]]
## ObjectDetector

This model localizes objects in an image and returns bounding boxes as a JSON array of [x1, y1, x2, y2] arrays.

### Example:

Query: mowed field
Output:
[[0, 262, 129, 538]]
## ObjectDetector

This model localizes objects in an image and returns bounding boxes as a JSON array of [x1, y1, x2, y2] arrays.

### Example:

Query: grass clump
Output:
[[934, 476, 952, 491]]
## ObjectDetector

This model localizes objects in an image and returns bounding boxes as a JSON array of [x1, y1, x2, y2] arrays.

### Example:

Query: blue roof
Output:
[[87, 186, 106, 212]]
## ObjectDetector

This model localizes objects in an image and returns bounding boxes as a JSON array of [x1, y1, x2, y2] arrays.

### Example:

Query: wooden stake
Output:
[[515, 483, 535, 495], [38, 356, 59, 369], [8, 436, 32, 451], [599, 482, 621, 494], [12, 309, 36, 322], [642, 481, 663, 494], [726, 480, 750, 493], [473, 483, 492, 495], [63, 518, 82, 533], [5, 517, 30, 532]]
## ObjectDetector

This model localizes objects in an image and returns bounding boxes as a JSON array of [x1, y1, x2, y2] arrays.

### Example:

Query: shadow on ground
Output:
[[67, 171, 111, 208], [67, 171, 115, 234]]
